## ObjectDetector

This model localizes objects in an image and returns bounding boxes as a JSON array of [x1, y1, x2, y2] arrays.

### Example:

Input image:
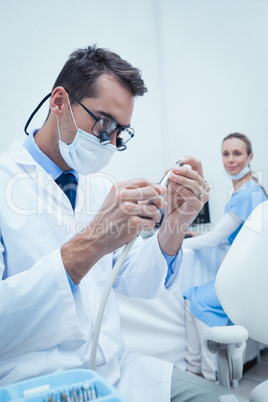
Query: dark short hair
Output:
[[52, 45, 148, 102]]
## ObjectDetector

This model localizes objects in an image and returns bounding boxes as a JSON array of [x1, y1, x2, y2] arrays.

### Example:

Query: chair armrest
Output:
[[203, 325, 249, 388], [203, 325, 249, 350]]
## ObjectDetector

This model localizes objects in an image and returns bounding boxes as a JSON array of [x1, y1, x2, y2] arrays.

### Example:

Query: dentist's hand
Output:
[[158, 156, 210, 256], [61, 178, 167, 283]]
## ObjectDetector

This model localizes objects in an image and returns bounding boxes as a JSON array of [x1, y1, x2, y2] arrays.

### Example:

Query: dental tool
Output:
[[158, 160, 184, 188], [89, 161, 184, 370], [150, 160, 184, 229]]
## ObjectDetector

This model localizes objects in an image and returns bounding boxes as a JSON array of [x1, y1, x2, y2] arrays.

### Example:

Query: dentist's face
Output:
[[222, 137, 252, 176], [63, 74, 134, 147]]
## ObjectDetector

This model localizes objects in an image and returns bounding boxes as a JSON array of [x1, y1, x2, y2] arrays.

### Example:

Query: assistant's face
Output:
[[222, 137, 251, 176]]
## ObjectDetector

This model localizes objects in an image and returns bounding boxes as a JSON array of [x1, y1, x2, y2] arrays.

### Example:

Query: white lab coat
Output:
[[0, 141, 181, 402]]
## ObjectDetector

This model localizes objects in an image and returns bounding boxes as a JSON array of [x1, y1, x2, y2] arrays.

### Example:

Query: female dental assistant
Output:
[[183, 133, 267, 381]]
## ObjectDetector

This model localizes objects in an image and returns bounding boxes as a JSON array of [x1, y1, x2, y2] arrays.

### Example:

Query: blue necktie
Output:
[[55, 172, 78, 211]]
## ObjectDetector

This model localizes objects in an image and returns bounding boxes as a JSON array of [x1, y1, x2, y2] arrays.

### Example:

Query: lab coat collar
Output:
[[8, 140, 42, 168], [8, 140, 76, 215]]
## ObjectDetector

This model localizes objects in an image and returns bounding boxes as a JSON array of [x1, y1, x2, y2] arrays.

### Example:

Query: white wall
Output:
[[1, 0, 268, 225]]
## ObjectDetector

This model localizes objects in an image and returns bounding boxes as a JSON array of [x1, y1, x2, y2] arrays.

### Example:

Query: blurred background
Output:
[[1, 0, 268, 225]]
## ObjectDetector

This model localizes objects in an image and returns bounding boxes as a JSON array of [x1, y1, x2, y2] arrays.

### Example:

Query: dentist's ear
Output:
[[50, 86, 68, 117]]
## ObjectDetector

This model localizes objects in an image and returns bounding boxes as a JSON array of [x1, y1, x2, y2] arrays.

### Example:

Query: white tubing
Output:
[[89, 235, 137, 370]]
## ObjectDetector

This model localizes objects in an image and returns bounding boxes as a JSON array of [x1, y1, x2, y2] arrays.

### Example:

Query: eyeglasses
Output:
[[66, 90, 134, 151]]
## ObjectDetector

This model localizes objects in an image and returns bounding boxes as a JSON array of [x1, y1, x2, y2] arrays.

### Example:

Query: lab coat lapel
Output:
[[9, 140, 76, 216]]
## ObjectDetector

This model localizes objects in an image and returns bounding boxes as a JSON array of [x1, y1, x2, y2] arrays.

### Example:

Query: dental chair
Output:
[[203, 200, 268, 402]]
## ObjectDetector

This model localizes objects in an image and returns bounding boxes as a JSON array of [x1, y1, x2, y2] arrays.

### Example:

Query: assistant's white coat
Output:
[[0, 140, 182, 402]]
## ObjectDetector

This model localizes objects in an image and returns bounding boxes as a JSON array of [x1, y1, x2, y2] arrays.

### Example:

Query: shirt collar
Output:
[[23, 129, 78, 181]]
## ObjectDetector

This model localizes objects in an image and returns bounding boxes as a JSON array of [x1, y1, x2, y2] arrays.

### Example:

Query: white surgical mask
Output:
[[57, 95, 116, 175], [224, 164, 251, 180]]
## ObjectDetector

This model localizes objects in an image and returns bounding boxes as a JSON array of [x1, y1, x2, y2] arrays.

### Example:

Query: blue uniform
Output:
[[184, 180, 267, 326]]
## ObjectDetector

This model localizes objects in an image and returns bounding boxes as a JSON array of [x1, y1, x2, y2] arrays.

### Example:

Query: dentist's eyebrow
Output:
[[94, 109, 130, 128]]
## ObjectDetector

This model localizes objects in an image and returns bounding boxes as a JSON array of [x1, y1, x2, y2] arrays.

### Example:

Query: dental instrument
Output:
[[89, 161, 184, 370]]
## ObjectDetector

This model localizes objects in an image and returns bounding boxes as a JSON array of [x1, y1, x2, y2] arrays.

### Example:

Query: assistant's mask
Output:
[[57, 95, 116, 175], [224, 164, 251, 180]]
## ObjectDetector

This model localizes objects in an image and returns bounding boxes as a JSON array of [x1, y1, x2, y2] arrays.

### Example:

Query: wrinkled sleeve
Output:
[[0, 245, 83, 360], [183, 213, 242, 249], [112, 234, 183, 298]]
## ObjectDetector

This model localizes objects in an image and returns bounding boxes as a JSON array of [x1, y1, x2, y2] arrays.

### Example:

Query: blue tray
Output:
[[0, 369, 128, 401]]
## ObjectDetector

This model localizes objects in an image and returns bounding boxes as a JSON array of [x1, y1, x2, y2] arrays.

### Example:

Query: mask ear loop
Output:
[[57, 116, 62, 141], [66, 92, 78, 131], [57, 93, 79, 142]]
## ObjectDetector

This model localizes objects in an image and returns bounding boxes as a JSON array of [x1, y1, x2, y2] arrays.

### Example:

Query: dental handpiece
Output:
[[148, 161, 184, 229], [158, 160, 184, 188]]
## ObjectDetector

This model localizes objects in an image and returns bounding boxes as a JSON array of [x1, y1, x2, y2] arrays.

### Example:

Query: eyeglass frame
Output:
[[66, 90, 135, 144]]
